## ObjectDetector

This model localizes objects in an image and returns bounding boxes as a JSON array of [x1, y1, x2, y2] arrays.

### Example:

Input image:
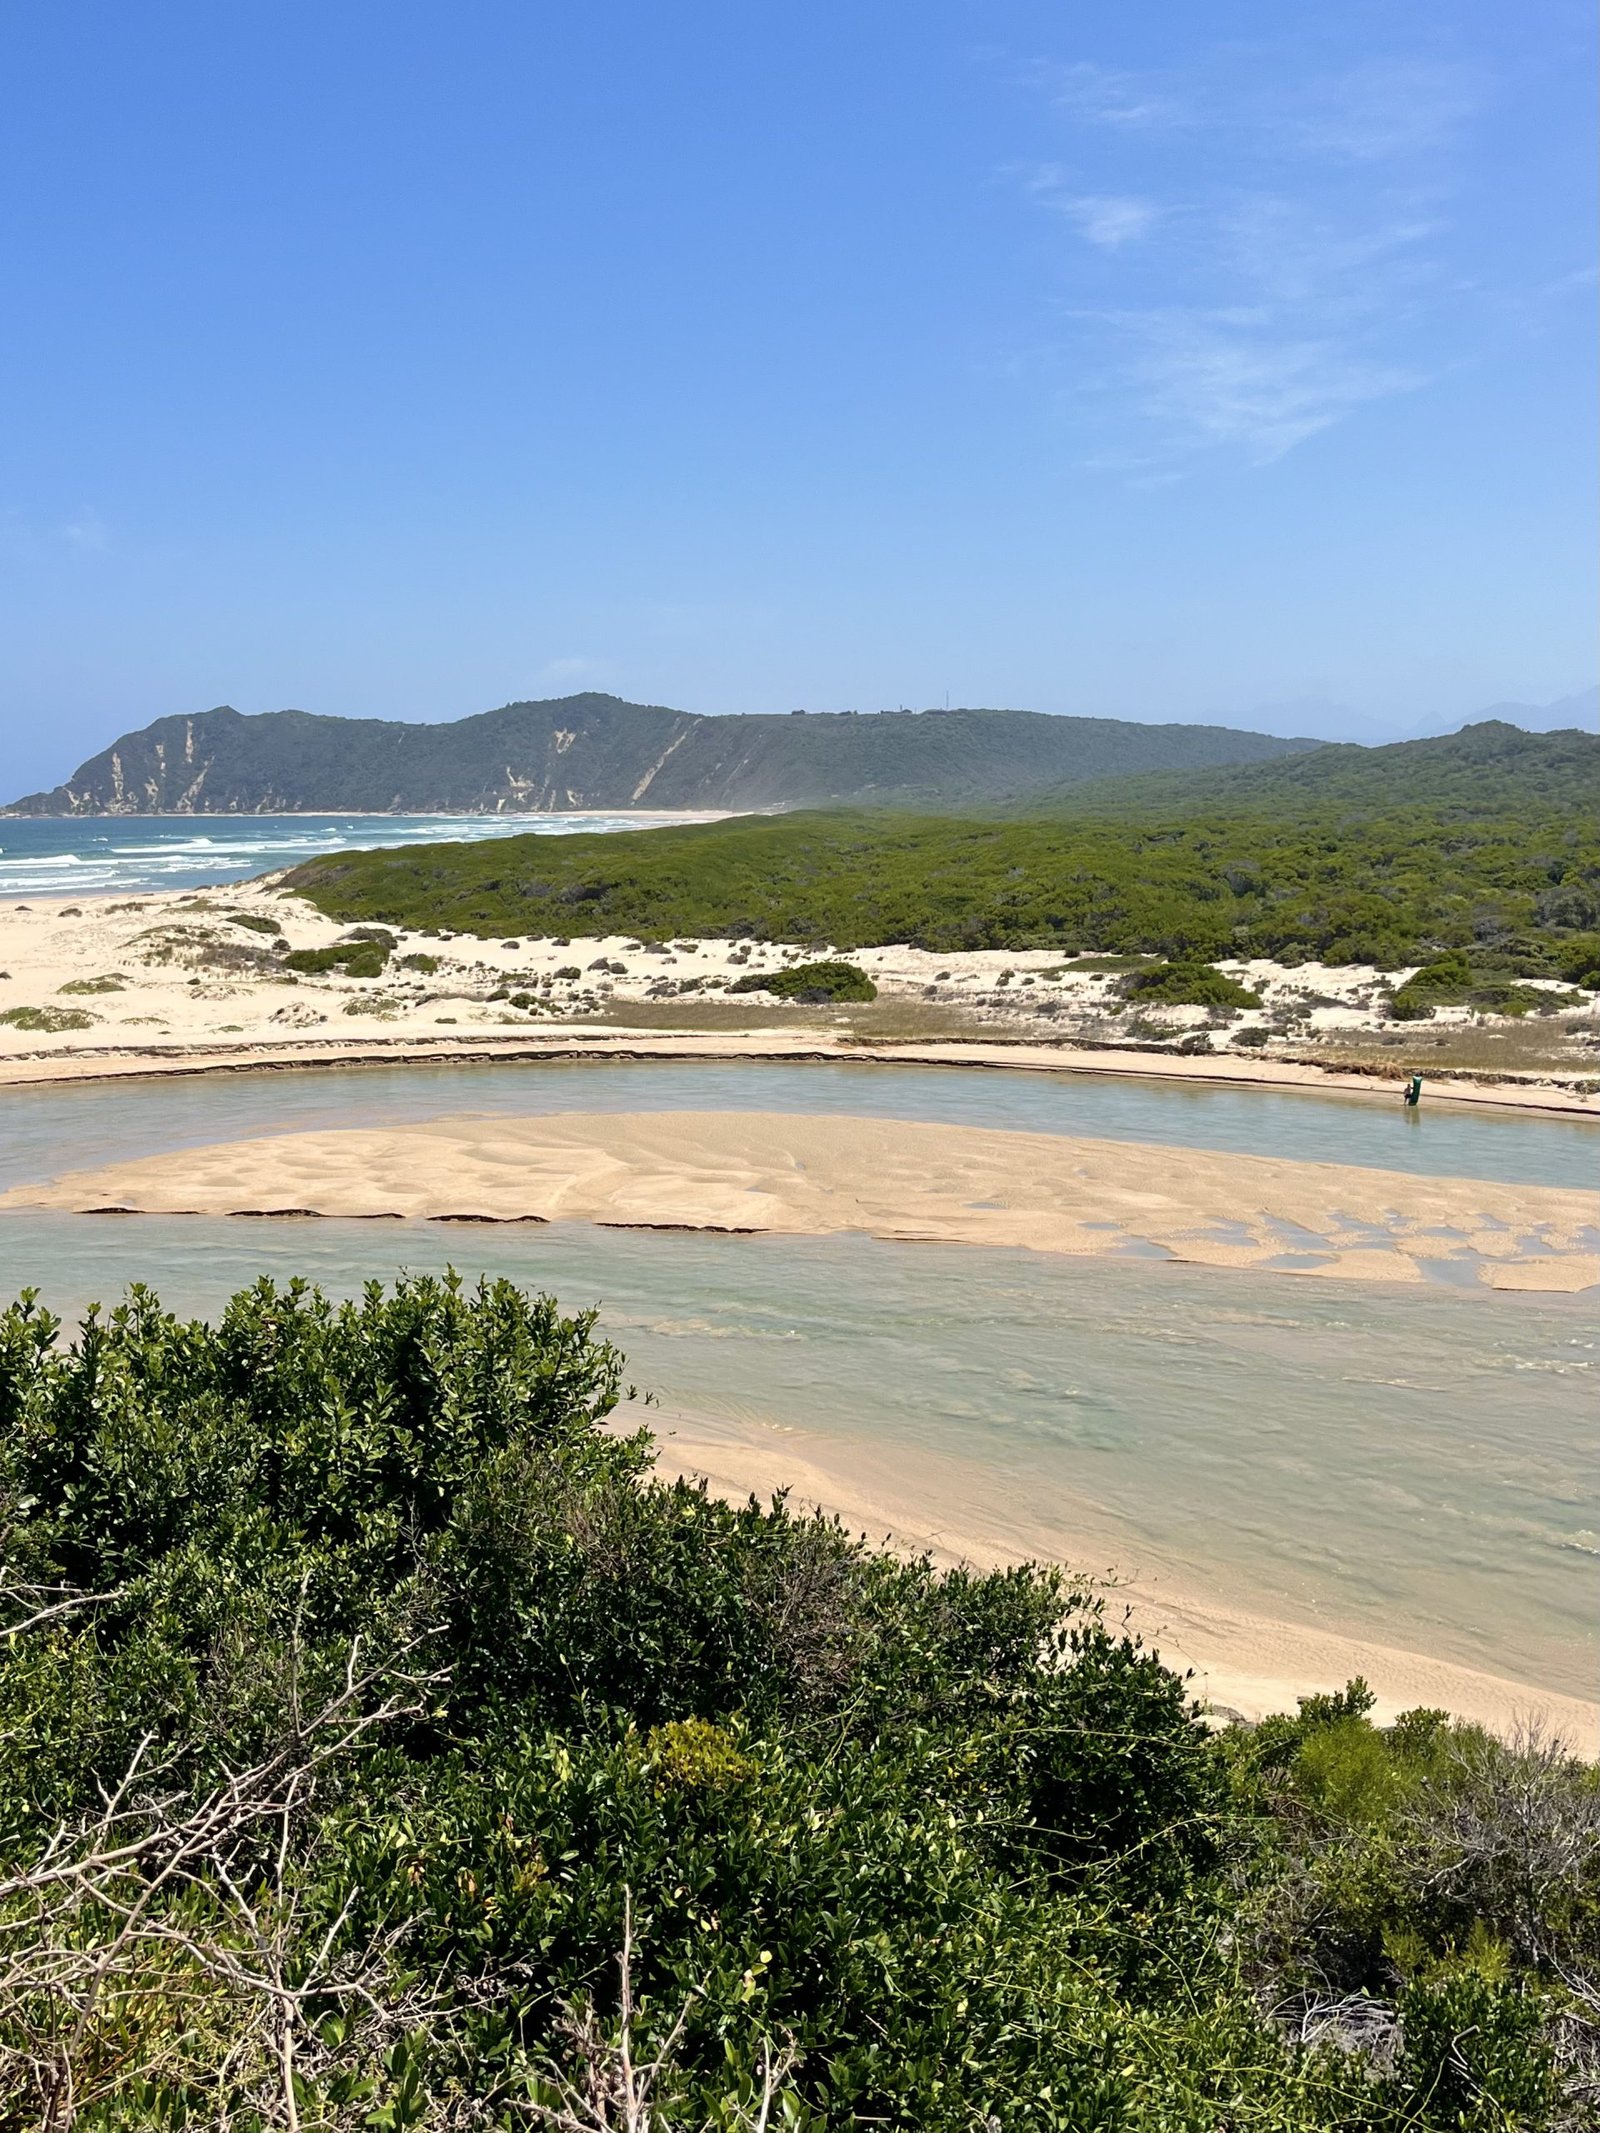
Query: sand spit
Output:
[[7, 1108, 1597, 1291], [642, 1402, 1600, 1751]]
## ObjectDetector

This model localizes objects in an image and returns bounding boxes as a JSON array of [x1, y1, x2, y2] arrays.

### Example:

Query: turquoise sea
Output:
[[0, 810, 710, 898]]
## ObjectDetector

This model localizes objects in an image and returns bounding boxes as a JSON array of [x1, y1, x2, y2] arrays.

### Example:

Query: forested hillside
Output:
[[1046, 719, 1600, 820], [3, 695, 1314, 816], [289, 729, 1600, 970], [1, 1275, 1590, 2127]]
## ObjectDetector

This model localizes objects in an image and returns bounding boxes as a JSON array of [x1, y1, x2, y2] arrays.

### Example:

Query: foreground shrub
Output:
[[0, 1279, 1585, 2128]]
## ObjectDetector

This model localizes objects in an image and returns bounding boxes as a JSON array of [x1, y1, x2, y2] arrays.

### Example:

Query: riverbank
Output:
[[2, 885, 1596, 1110], [642, 1398, 1600, 1750], [8, 1108, 1597, 1290]]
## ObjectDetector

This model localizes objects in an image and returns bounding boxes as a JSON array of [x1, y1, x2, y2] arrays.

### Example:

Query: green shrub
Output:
[[0, 1285, 1582, 2127], [284, 934, 393, 978], [57, 974, 126, 994], [0, 1003, 97, 1031], [1119, 960, 1262, 1009], [728, 959, 877, 1002], [398, 950, 440, 973], [1389, 951, 1473, 1020]]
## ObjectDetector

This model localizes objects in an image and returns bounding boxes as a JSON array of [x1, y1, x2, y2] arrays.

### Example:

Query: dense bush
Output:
[[727, 960, 877, 1003], [287, 790, 1600, 973], [1118, 960, 1262, 1010], [0, 1278, 1589, 2128]]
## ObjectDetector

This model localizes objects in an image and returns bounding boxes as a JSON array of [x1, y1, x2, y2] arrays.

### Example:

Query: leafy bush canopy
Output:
[[287, 785, 1600, 973], [727, 960, 877, 1003], [1119, 960, 1262, 1009], [0, 1276, 1590, 2128]]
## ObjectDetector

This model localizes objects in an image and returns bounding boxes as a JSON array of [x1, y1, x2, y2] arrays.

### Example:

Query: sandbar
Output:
[[6, 1107, 1596, 1291]]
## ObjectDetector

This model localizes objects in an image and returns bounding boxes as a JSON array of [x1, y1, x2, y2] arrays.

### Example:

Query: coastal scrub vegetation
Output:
[[726, 960, 877, 1003], [1118, 961, 1262, 1010], [286, 731, 1600, 977], [1, 1274, 1593, 2128]]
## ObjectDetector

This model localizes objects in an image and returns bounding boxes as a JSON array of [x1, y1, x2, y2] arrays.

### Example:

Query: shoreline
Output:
[[0, 884, 1593, 1116], [3, 1025, 1597, 1117], [640, 1400, 1600, 1750]]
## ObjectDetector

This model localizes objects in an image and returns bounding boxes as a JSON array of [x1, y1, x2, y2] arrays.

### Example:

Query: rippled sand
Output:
[[7, 1108, 1597, 1290]]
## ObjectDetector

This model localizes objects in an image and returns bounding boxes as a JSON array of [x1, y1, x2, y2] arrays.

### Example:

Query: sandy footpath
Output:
[[639, 1400, 1600, 1750], [7, 1107, 1597, 1291], [2, 885, 1597, 1113]]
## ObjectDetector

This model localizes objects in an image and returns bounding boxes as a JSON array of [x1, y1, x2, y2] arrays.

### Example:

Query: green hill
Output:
[[2, 694, 1316, 816], [1046, 719, 1600, 820]]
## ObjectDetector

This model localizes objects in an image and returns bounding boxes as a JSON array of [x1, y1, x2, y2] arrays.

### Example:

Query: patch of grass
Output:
[[57, 974, 127, 995]]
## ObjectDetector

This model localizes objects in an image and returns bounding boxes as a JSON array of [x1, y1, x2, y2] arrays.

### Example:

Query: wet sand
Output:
[[6, 1107, 1597, 1291]]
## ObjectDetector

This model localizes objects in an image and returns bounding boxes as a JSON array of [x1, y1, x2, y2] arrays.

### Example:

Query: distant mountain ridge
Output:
[[2, 694, 1318, 816]]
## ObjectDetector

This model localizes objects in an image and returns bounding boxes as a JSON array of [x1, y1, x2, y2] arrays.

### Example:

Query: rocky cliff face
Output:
[[5, 694, 1316, 815]]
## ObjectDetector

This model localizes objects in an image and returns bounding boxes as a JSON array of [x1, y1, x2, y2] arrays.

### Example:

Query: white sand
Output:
[[7, 1108, 1596, 1292]]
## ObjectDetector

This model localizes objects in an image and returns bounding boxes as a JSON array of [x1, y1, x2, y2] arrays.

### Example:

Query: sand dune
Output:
[[6, 1107, 1596, 1291]]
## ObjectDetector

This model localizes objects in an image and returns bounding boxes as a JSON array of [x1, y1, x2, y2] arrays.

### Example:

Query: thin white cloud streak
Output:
[[1038, 59, 1185, 130], [1280, 59, 1482, 163], [1015, 45, 1482, 466], [1120, 316, 1428, 462], [62, 507, 108, 551], [1020, 168, 1159, 248]]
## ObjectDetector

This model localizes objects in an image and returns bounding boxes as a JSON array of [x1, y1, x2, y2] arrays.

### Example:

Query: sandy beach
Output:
[[2, 884, 1596, 1112], [8, 1106, 1598, 1290]]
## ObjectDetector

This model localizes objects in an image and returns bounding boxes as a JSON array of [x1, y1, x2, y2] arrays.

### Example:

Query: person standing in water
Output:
[[1402, 1073, 1423, 1107]]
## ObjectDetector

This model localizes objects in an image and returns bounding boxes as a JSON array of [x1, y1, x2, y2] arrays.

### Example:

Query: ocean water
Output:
[[0, 811, 712, 899], [1, 1058, 1595, 1703]]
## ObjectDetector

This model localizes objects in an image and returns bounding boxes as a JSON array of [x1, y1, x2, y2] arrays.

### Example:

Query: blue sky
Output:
[[1, 1, 1593, 789]]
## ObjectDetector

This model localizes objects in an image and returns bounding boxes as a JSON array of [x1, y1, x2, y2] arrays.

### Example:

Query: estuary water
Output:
[[1, 1057, 1594, 1707], [0, 811, 715, 898]]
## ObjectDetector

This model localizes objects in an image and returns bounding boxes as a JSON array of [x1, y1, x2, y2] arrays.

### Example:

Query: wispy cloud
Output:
[[1121, 316, 1427, 462], [61, 506, 108, 551], [1013, 44, 1482, 468], [534, 655, 604, 689], [1279, 59, 1481, 163], [1021, 167, 1159, 248]]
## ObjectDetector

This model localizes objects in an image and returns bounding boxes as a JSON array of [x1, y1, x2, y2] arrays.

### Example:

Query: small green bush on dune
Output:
[[0, 1274, 1588, 2127], [0, 1003, 97, 1031], [1119, 960, 1262, 1009], [727, 959, 877, 1002]]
